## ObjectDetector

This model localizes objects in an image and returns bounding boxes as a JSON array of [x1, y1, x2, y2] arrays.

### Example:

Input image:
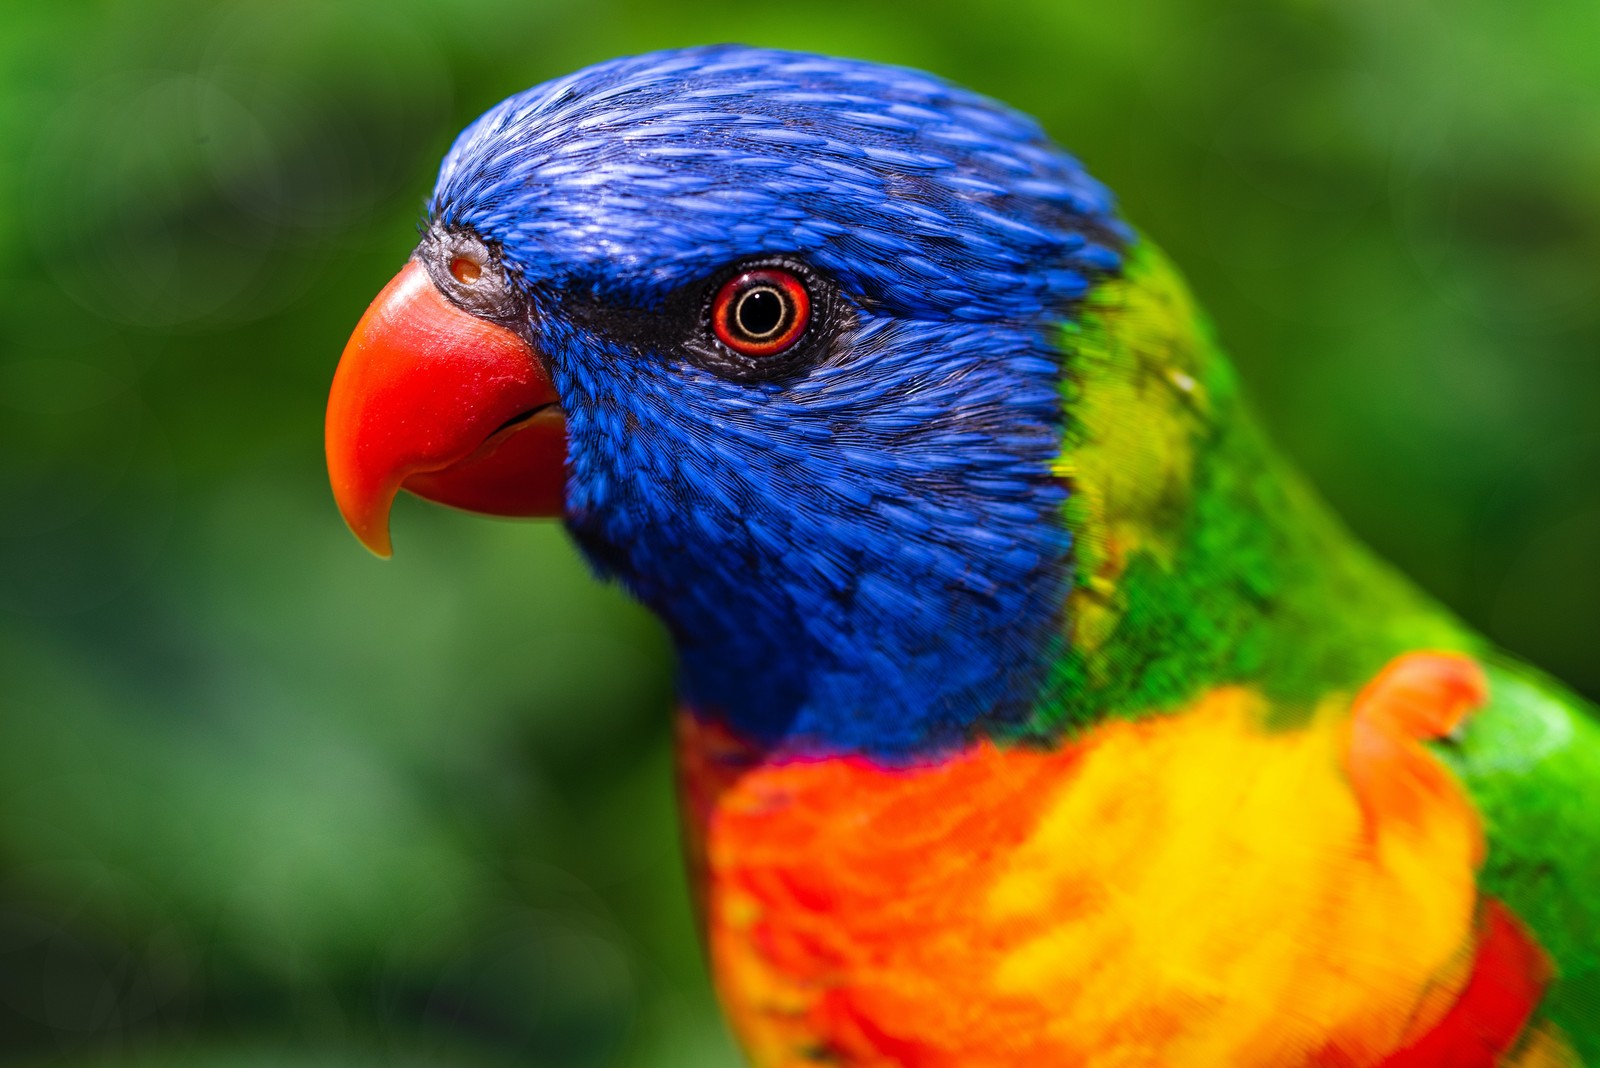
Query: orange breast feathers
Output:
[[677, 652, 1557, 1068]]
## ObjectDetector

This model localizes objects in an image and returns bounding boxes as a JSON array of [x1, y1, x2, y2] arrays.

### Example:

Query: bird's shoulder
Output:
[[1444, 655, 1600, 1057]]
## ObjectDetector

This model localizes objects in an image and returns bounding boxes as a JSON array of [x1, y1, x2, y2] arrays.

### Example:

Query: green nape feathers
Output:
[[1038, 240, 1477, 731], [1031, 240, 1600, 1053]]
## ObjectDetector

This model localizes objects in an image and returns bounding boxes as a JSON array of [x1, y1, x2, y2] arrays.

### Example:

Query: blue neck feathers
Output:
[[548, 311, 1076, 762]]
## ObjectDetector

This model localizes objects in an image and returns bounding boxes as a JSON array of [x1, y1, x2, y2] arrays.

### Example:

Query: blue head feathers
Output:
[[428, 45, 1129, 760]]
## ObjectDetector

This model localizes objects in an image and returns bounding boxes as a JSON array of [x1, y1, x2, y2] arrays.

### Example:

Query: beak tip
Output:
[[347, 510, 396, 560], [360, 532, 395, 560], [330, 482, 397, 560]]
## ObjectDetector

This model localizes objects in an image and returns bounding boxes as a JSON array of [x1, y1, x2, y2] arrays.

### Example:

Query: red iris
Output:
[[711, 269, 811, 357]]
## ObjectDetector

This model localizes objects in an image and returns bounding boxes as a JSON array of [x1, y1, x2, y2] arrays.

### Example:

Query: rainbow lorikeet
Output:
[[323, 46, 1600, 1067]]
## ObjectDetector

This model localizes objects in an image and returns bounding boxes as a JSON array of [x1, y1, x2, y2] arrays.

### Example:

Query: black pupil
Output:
[[735, 287, 785, 338]]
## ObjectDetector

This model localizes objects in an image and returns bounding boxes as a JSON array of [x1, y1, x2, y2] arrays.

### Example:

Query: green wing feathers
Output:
[[1455, 662, 1600, 1057]]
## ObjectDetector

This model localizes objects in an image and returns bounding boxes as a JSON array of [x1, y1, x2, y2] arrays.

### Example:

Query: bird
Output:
[[323, 45, 1600, 1068]]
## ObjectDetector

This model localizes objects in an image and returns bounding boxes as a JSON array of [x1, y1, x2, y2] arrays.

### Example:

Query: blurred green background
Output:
[[1, 0, 1596, 1064]]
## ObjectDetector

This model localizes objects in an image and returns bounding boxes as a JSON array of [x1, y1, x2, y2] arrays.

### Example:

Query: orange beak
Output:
[[325, 260, 566, 557]]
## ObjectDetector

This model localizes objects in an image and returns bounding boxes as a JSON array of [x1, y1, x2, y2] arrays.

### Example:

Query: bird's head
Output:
[[326, 46, 1131, 755]]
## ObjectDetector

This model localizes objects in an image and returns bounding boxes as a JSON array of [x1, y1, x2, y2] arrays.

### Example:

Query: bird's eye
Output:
[[711, 269, 810, 357], [450, 255, 482, 285]]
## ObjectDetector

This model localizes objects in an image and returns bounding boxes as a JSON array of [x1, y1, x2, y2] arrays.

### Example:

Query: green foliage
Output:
[[0, 0, 1596, 1062]]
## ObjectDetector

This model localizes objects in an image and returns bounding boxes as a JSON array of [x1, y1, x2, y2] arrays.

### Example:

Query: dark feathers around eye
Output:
[[558, 256, 850, 384]]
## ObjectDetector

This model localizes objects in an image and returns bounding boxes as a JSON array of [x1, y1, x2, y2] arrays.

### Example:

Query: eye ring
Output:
[[711, 269, 811, 357]]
